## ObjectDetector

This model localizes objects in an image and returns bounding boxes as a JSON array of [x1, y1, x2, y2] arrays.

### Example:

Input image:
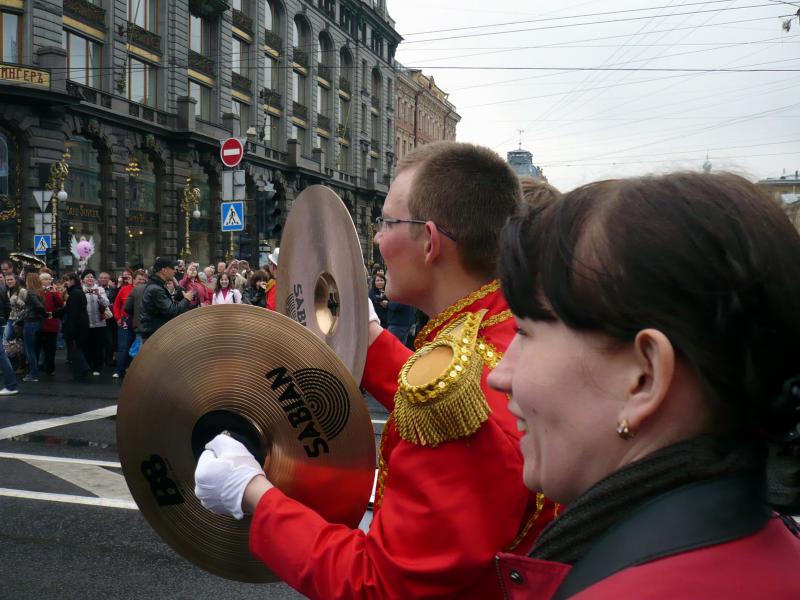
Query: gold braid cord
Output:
[[414, 280, 501, 349], [264, 279, 276, 294], [394, 312, 490, 447], [373, 413, 392, 510]]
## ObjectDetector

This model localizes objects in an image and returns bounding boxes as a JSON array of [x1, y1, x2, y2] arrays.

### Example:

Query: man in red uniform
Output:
[[194, 142, 557, 599]]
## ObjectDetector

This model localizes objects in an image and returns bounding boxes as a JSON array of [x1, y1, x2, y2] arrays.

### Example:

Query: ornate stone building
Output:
[[757, 170, 800, 231], [394, 68, 459, 162], [0, 0, 400, 271]]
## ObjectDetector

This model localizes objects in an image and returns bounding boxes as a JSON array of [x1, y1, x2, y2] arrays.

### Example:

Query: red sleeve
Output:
[[113, 287, 129, 321], [360, 330, 412, 411], [249, 419, 530, 600], [266, 286, 276, 311]]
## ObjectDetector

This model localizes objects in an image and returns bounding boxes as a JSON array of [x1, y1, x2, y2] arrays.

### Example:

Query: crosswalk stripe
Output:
[[0, 487, 138, 510], [0, 405, 117, 440], [22, 459, 133, 501]]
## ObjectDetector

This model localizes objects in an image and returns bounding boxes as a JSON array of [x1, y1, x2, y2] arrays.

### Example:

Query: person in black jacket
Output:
[[56, 272, 91, 381], [0, 284, 18, 394], [139, 257, 195, 340], [368, 273, 388, 328]]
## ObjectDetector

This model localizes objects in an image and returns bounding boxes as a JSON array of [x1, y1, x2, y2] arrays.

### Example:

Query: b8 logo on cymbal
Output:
[[141, 454, 184, 506]]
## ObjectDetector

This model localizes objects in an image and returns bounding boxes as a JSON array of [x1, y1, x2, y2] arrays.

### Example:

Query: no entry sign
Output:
[[220, 137, 244, 168]]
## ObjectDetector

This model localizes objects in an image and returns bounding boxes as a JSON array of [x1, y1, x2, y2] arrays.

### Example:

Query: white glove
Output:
[[194, 433, 264, 520], [368, 297, 380, 325]]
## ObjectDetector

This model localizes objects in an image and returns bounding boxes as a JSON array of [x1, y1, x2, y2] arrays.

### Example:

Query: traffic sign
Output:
[[34, 234, 51, 255], [220, 137, 244, 168], [221, 201, 244, 231]]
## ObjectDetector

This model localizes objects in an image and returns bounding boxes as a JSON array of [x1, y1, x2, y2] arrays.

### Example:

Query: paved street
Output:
[[0, 351, 388, 600]]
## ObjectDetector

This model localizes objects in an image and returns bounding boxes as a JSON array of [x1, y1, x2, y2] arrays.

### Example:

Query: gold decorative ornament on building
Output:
[[47, 151, 71, 248]]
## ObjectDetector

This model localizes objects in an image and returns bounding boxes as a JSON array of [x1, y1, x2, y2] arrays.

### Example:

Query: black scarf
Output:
[[529, 436, 764, 564]]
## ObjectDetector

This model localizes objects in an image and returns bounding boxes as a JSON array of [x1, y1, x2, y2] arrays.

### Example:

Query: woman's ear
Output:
[[620, 328, 675, 432]]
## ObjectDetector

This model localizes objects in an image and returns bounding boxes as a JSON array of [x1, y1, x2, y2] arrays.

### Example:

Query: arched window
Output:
[[0, 130, 15, 258], [65, 136, 103, 271]]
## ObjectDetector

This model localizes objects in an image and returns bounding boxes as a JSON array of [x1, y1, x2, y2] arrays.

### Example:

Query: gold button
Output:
[[438, 381, 446, 389], [478, 343, 486, 350], [450, 370, 457, 378], [486, 351, 494, 358], [455, 364, 463, 371]]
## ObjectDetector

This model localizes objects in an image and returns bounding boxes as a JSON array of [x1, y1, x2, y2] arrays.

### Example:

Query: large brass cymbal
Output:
[[277, 185, 369, 383], [117, 304, 375, 583]]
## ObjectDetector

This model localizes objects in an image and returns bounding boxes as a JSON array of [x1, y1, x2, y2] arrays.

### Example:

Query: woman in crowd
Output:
[[57, 272, 90, 381], [490, 172, 800, 598], [212, 273, 242, 305], [368, 273, 389, 328], [81, 270, 110, 376], [4, 273, 23, 344], [20, 273, 45, 382], [179, 262, 210, 308], [112, 270, 135, 379], [122, 270, 148, 363], [39, 271, 64, 376], [243, 270, 270, 308]]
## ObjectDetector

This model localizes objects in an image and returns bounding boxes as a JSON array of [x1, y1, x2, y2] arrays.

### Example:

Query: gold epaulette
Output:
[[393, 310, 491, 447]]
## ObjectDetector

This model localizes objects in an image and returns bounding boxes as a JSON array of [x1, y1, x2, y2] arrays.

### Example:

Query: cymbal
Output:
[[117, 305, 375, 583], [9, 251, 46, 270], [277, 185, 369, 383]]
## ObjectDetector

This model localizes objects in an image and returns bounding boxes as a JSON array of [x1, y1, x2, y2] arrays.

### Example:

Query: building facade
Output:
[[506, 149, 543, 179], [394, 68, 459, 162], [0, 0, 400, 272], [757, 170, 800, 230]]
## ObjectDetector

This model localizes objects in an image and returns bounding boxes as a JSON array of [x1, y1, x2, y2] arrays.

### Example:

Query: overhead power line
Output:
[[401, 4, 791, 44]]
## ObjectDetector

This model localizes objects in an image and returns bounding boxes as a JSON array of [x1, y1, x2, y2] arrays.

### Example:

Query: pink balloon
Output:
[[77, 240, 92, 259]]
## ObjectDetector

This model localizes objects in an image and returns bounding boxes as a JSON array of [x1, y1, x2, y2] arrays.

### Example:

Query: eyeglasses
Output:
[[374, 216, 455, 241]]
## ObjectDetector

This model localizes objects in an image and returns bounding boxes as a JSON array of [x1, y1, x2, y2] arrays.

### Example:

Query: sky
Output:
[[386, 0, 800, 192]]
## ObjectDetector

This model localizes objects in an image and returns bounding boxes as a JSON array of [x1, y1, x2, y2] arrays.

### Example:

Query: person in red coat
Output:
[[490, 172, 800, 599], [194, 142, 558, 599], [178, 262, 210, 307], [38, 271, 64, 375], [264, 248, 279, 311]]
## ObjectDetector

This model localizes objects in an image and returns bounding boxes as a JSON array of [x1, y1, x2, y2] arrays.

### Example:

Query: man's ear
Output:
[[621, 328, 675, 432], [423, 221, 442, 266]]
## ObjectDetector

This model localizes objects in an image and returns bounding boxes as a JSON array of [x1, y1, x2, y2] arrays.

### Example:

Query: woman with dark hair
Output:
[[490, 172, 800, 598], [56, 272, 91, 381], [20, 273, 45, 382], [3, 273, 23, 344], [81, 270, 110, 376], [243, 270, 270, 308], [211, 273, 242, 305], [368, 273, 389, 328]]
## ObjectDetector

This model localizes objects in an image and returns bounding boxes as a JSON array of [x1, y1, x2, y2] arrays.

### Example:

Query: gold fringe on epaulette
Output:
[[394, 312, 490, 446]]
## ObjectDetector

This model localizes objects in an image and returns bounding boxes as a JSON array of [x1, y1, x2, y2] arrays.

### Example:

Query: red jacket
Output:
[[41, 289, 65, 333], [265, 279, 276, 311], [248, 281, 556, 599], [113, 283, 134, 322], [495, 518, 800, 599], [179, 277, 210, 307]]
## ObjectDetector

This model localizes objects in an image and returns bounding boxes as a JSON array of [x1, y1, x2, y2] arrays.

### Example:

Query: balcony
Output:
[[127, 23, 162, 55], [292, 47, 309, 69], [189, 50, 215, 77], [264, 28, 282, 52], [64, 0, 105, 29], [260, 88, 283, 109], [336, 124, 350, 141], [317, 64, 332, 82], [292, 101, 308, 121], [232, 72, 251, 94], [189, 0, 229, 19], [317, 114, 331, 131], [371, 95, 380, 110], [338, 77, 351, 95], [231, 8, 253, 35]]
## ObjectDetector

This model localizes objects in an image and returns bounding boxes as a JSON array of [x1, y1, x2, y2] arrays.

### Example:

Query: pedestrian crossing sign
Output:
[[34, 234, 51, 256], [221, 201, 244, 232]]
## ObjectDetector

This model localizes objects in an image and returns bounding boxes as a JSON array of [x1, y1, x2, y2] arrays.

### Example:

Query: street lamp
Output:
[[48, 150, 70, 252], [180, 177, 201, 260]]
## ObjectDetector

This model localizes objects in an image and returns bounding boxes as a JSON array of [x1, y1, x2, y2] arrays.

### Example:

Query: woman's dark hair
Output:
[[371, 273, 386, 291], [214, 272, 231, 294], [80, 269, 96, 280], [499, 172, 800, 509], [249, 270, 268, 288], [62, 272, 81, 286]]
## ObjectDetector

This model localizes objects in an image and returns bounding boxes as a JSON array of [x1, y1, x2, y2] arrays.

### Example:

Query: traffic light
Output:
[[46, 248, 59, 273], [257, 185, 282, 240]]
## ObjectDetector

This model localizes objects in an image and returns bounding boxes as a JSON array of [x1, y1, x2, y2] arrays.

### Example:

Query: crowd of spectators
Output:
[[0, 256, 276, 393]]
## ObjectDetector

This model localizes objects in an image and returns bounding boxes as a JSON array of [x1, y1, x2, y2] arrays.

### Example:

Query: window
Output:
[[232, 37, 249, 76], [0, 11, 21, 62], [292, 70, 306, 106], [231, 0, 242, 12], [189, 80, 211, 120], [129, 0, 157, 32], [291, 124, 305, 153], [371, 113, 378, 139], [265, 0, 277, 31], [189, 14, 210, 53], [129, 56, 157, 106], [264, 55, 274, 89], [262, 113, 279, 149], [232, 99, 249, 130], [63, 31, 103, 88], [360, 103, 366, 132]]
